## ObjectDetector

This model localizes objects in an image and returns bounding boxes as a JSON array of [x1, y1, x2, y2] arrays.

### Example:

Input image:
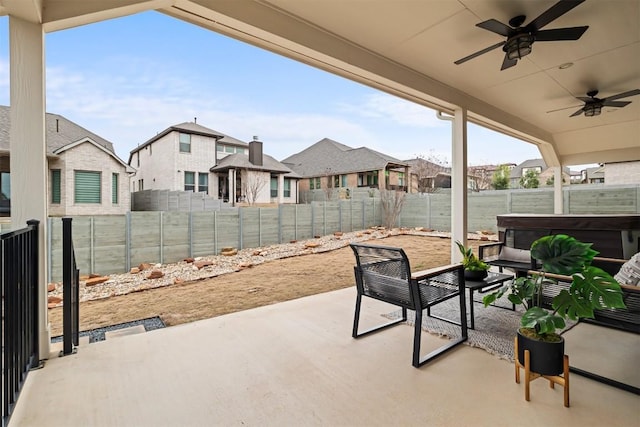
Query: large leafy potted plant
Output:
[[482, 234, 626, 375], [455, 240, 490, 280]]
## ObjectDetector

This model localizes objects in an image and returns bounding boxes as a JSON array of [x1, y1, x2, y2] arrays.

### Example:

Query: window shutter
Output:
[[112, 173, 119, 204], [51, 169, 61, 204], [75, 171, 101, 203]]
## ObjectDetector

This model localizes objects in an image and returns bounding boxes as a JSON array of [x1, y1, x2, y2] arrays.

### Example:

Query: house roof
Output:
[[210, 152, 299, 176], [510, 158, 571, 179], [129, 122, 249, 161], [53, 137, 135, 173], [281, 138, 408, 178], [0, 105, 115, 155]]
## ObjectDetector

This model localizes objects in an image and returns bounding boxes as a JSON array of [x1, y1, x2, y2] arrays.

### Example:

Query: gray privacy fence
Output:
[[41, 183, 639, 281], [132, 189, 231, 211]]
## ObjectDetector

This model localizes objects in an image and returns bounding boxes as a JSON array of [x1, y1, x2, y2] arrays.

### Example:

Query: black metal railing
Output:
[[1, 220, 41, 426], [61, 218, 79, 356]]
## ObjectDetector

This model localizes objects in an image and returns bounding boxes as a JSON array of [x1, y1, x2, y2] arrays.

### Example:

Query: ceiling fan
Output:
[[567, 89, 640, 117], [454, 0, 589, 70]]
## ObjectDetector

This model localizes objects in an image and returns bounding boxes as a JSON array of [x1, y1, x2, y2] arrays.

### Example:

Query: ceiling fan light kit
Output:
[[505, 34, 534, 60], [583, 104, 601, 117]]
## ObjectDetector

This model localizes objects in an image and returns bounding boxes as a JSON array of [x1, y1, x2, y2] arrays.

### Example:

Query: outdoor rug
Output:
[[384, 296, 577, 362]]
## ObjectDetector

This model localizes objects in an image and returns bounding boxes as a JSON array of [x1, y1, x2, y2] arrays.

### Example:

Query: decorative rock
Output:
[[174, 278, 184, 285], [289, 240, 297, 244], [48, 295, 62, 304], [221, 249, 238, 256], [138, 263, 153, 271], [184, 258, 195, 263], [314, 235, 321, 239], [305, 242, 321, 248], [252, 251, 262, 256], [334, 231, 344, 237], [194, 260, 214, 269], [89, 273, 102, 279], [85, 276, 109, 287], [130, 267, 140, 274], [355, 233, 363, 237], [47, 283, 56, 292], [146, 270, 164, 279], [47, 303, 59, 309]]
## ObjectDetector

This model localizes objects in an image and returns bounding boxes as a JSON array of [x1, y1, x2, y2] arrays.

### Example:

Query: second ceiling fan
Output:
[[455, 0, 589, 70]]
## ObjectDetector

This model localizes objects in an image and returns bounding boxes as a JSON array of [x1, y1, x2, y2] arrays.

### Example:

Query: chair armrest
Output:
[[411, 263, 463, 281], [479, 242, 503, 260]]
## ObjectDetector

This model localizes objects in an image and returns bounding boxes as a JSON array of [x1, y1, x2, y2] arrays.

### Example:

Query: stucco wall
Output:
[[605, 161, 640, 184]]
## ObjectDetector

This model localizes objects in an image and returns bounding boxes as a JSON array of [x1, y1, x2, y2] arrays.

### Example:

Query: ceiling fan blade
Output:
[[535, 26, 588, 41], [454, 41, 506, 65], [602, 101, 631, 108], [570, 107, 586, 117], [526, 0, 586, 32], [500, 54, 517, 70], [576, 96, 593, 102], [603, 89, 640, 102], [476, 19, 512, 36]]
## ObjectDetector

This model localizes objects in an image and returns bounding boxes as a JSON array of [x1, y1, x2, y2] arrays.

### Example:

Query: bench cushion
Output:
[[498, 247, 531, 263]]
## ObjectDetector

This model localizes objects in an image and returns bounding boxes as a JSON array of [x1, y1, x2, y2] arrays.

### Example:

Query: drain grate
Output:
[[51, 316, 165, 344]]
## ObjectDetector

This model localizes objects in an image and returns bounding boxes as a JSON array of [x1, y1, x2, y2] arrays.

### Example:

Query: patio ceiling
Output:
[[2, 0, 639, 167]]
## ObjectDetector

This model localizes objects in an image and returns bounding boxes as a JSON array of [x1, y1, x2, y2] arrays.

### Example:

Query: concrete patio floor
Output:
[[11, 287, 638, 426]]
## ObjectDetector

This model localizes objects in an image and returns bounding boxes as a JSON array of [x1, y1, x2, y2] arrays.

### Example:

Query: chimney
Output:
[[248, 138, 263, 166]]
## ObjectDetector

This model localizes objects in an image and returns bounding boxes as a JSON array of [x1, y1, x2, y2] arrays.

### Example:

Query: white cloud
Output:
[[339, 92, 447, 128]]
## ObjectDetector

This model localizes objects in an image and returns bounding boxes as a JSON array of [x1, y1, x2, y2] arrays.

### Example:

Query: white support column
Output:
[[553, 166, 563, 214], [228, 169, 235, 206], [451, 108, 468, 263], [9, 17, 50, 358], [278, 174, 284, 204]]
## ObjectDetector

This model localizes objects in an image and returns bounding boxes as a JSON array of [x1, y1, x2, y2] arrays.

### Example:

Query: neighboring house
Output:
[[282, 138, 410, 196], [129, 123, 297, 204], [128, 121, 245, 197], [0, 105, 134, 216], [404, 158, 503, 192], [581, 166, 605, 184], [211, 140, 299, 204], [510, 159, 571, 188]]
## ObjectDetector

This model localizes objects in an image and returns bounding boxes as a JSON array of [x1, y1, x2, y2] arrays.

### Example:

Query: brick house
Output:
[[281, 138, 410, 197], [0, 105, 133, 216]]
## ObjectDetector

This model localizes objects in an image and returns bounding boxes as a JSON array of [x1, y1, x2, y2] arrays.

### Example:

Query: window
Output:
[[0, 172, 10, 203], [217, 145, 224, 152], [137, 152, 140, 167], [138, 179, 144, 191], [271, 177, 278, 197], [310, 177, 321, 190], [284, 179, 291, 197], [74, 170, 101, 203], [198, 173, 208, 194], [225, 146, 234, 153], [112, 173, 119, 204], [398, 172, 405, 186], [179, 133, 191, 153], [184, 171, 195, 192], [237, 147, 247, 154], [51, 169, 61, 204], [341, 174, 347, 187], [358, 171, 378, 187], [334, 175, 340, 188]]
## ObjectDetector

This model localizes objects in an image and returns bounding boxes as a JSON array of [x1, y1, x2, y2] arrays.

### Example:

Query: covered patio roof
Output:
[[2, 0, 639, 166]]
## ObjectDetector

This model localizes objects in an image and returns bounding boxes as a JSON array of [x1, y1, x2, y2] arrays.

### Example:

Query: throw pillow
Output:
[[614, 252, 640, 286], [498, 246, 531, 263]]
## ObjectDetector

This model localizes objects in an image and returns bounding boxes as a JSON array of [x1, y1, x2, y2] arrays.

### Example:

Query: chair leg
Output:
[[352, 294, 407, 339], [412, 308, 423, 367], [352, 294, 363, 338]]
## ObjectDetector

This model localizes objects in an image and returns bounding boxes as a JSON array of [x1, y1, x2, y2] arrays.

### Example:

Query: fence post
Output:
[[125, 211, 131, 271], [159, 211, 164, 264], [189, 211, 193, 258], [61, 217, 79, 356], [259, 208, 262, 247], [90, 216, 95, 274]]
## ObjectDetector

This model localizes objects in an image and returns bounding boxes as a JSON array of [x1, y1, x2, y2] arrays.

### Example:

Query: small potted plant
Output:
[[455, 240, 490, 280], [482, 234, 626, 375]]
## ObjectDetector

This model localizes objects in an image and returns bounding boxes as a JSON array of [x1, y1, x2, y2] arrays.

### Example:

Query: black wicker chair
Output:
[[350, 243, 468, 367]]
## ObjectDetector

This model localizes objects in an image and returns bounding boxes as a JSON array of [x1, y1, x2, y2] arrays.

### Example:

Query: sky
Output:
[[0, 11, 552, 168]]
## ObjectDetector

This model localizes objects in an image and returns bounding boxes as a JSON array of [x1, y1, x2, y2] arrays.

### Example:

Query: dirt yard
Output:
[[47, 234, 487, 336]]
